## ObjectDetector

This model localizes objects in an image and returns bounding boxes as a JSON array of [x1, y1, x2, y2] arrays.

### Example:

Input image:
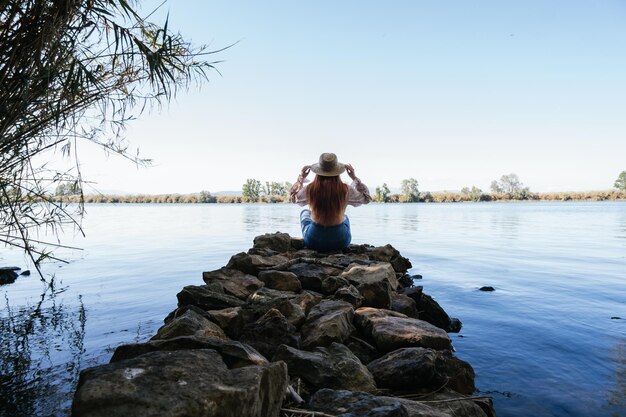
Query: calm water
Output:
[[1, 202, 625, 417]]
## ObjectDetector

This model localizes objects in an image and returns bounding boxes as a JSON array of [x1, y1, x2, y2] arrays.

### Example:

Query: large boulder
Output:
[[273, 343, 376, 393], [257, 270, 302, 293], [73, 349, 287, 417], [202, 267, 263, 300], [390, 293, 418, 318], [239, 308, 300, 359], [341, 263, 398, 308], [110, 335, 268, 368], [300, 300, 355, 349], [355, 308, 451, 352], [309, 389, 441, 417], [333, 284, 364, 307], [434, 350, 476, 395], [367, 347, 438, 390], [205, 307, 246, 338], [253, 232, 292, 252], [226, 252, 289, 275], [288, 263, 328, 292], [177, 285, 245, 311], [151, 309, 227, 341]]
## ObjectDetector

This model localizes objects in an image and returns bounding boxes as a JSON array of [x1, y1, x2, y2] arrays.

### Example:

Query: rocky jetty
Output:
[[72, 232, 496, 417]]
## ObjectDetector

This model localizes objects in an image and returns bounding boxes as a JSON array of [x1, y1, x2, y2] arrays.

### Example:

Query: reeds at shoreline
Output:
[[53, 190, 626, 204]]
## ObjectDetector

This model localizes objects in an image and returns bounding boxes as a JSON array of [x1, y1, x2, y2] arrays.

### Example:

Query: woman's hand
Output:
[[345, 164, 357, 181], [300, 165, 311, 178]]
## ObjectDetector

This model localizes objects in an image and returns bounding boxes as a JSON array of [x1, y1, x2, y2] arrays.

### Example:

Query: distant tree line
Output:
[[54, 171, 626, 204]]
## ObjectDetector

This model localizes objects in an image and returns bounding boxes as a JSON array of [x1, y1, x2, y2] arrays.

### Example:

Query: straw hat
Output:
[[310, 153, 346, 176]]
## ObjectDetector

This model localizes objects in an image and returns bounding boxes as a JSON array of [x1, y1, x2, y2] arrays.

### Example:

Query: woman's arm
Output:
[[289, 165, 311, 205], [345, 164, 372, 206]]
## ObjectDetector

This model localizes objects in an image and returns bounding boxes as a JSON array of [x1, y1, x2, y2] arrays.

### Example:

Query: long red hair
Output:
[[306, 175, 348, 225]]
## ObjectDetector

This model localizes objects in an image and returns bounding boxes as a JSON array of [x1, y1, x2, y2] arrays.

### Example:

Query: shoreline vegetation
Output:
[[53, 189, 626, 204]]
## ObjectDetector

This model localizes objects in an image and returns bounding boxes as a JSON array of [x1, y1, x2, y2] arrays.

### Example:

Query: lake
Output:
[[1, 202, 625, 417]]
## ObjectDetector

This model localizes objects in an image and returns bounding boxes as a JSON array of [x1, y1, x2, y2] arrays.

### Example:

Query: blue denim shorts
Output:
[[300, 209, 352, 252]]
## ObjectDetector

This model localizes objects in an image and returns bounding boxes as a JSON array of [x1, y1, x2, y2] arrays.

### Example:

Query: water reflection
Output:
[[607, 339, 626, 415], [0, 279, 86, 417], [489, 209, 520, 240]]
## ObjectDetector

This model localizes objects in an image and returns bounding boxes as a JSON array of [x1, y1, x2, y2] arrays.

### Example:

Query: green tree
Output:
[[242, 179, 262, 202], [491, 173, 531, 199], [198, 191, 216, 203], [400, 178, 420, 202], [461, 186, 483, 202], [0, 0, 221, 270], [614, 171, 626, 191], [373, 183, 390, 203]]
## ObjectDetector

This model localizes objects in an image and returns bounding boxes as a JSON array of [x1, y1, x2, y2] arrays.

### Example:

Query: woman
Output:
[[290, 153, 371, 251]]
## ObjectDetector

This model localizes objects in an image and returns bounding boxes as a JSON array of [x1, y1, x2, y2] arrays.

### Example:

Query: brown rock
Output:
[[253, 232, 292, 252], [257, 270, 302, 293], [152, 309, 227, 341], [177, 285, 245, 311], [239, 308, 300, 359], [300, 300, 355, 349], [202, 267, 264, 300]]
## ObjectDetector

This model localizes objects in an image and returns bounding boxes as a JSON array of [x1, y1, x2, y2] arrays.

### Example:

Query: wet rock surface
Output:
[[73, 232, 494, 417]]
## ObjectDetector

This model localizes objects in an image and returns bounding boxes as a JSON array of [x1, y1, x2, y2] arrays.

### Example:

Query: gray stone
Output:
[[321, 275, 350, 295], [226, 252, 289, 275], [202, 267, 264, 300], [152, 309, 227, 341], [333, 284, 364, 308], [110, 335, 268, 368], [367, 347, 438, 390], [300, 300, 355, 349], [73, 349, 287, 417], [253, 232, 292, 252], [257, 270, 302, 293], [355, 307, 452, 352], [309, 389, 419, 417], [177, 285, 245, 311], [273, 343, 376, 393], [288, 263, 328, 292], [391, 293, 418, 318], [206, 307, 246, 338], [239, 308, 300, 359]]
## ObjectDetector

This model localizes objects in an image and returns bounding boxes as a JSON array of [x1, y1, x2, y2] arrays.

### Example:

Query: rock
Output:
[[246, 288, 307, 328], [253, 232, 292, 252], [177, 285, 245, 311], [300, 300, 355, 349], [152, 309, 227, 341], [323, 253, 372, 269], [257, 270, 302, 293], [0, 267, 19, 285], [389, 391, 493, 417], [163, 305, 210, 324], [416, 293, 454, 332], [355, 307, 452, 352], [309, 389, 412, 417], [239, 308, 300, 359], [479, 286, 495, 292], [448, 318, 463, 333], [367, 347, 438, 390], [202, 267, 263, 300], [400, 286, 423, 304], [273, 343, 376, 393], [341, 263, 398, 308], [20, 270, 30, 276], [342, 262, 399, 291], [247, 287, 295, 304], [332, 284, 364, 307], [390, 293, 418, 318], [110, 335, 268, 368], [366, 245, 412, 273], [206, 307, 246, 338], [434, 350, 475, 395], [290, 237, 305, 250], [288, 263, 328, 292], [73, 349, 287, 417], [292, 290, 323, 314], [226, 252, 289, 275], [345, 336, 380, 365], [396, 273, 413, 288], [321, 275, 350, 295]]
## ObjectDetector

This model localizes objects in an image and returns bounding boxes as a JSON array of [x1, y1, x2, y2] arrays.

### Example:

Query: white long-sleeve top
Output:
[[290, 177, 372, 207]]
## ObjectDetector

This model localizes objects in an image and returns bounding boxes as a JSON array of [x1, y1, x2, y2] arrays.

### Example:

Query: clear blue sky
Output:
[[76, 0, 626, 193]]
